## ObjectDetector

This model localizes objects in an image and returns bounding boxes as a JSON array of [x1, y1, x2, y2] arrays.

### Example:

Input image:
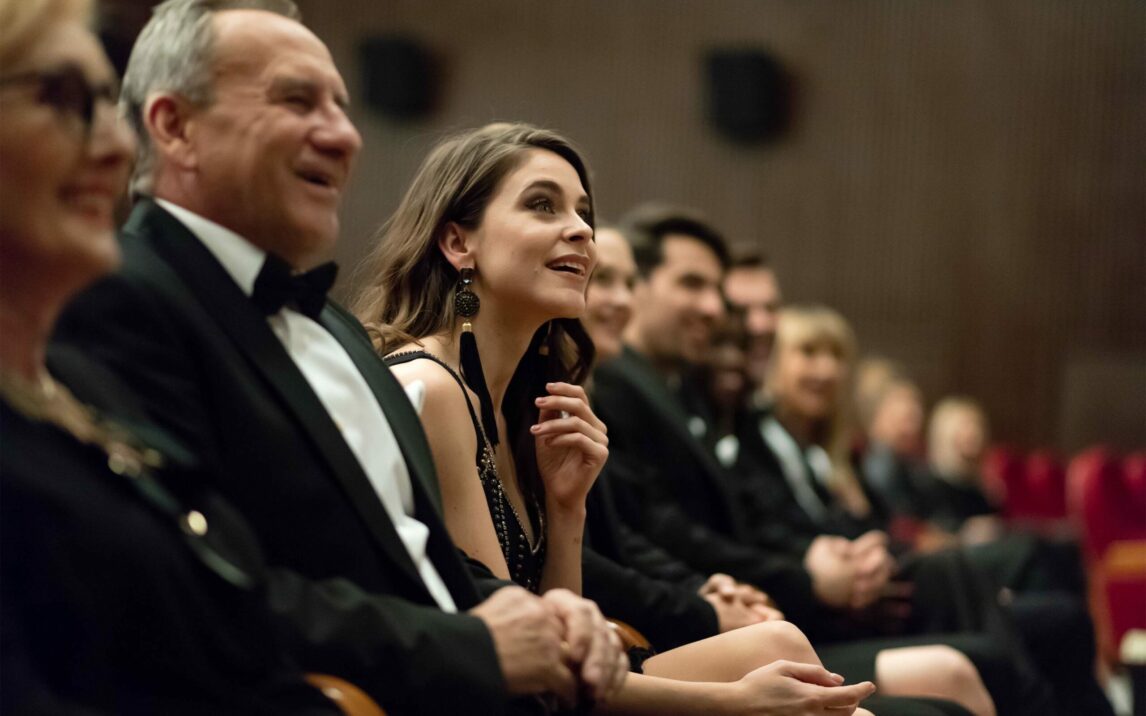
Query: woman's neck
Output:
[[422, 311, 541, 412], [0, 287, 59, 383]]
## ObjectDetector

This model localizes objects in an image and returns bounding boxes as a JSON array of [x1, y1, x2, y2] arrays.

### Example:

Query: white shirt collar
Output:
[[155, 199, 266, 297]]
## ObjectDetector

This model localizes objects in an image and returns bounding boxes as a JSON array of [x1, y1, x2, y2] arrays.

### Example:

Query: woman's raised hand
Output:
[[531, 382, 609, 512]]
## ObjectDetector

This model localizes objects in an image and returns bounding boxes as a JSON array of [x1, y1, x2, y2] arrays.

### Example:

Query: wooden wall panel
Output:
[[155, 0, 1144, 449]]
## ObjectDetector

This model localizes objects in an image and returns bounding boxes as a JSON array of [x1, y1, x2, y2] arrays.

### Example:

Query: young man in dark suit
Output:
[[53, 2, 626, 713]]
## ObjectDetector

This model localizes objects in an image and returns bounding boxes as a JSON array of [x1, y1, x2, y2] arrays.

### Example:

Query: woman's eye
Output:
[[527, 197, 555, 214], [577, 208, 593, 223]]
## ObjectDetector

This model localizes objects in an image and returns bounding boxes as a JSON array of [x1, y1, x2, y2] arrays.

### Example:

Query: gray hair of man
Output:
[[120, 0, 301, 196]]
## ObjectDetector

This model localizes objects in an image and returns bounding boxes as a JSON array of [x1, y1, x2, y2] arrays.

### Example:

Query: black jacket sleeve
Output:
[[266, 570, 507, 715], [582, 548, 718, 652]]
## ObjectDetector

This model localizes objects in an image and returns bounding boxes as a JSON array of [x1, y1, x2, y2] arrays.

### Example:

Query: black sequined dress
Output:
[[386, 351, 546, 592]]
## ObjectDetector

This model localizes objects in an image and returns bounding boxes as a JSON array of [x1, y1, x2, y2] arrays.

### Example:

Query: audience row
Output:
[[0, 0, 1115, 714]]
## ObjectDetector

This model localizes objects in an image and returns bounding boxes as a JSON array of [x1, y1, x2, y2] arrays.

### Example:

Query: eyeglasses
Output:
[[0, 63, 118, 137]]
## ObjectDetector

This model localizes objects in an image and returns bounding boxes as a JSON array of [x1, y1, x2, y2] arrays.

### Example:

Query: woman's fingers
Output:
[[531, 414, 608, 447], [535, 389, 607, 434], [539, 432, 609, 463]]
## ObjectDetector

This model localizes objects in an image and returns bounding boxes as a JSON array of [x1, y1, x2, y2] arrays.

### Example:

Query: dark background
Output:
[[101, 0, 1145, 452]]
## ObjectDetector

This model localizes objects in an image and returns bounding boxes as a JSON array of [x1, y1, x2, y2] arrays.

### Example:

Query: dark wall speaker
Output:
[[358, 36, 437, 121], [704, 49, 792, 144]]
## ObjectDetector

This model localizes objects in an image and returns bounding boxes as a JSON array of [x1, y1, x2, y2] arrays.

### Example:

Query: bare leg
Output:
[[643, 620, 823, 682], [875, 645, 996, 716]]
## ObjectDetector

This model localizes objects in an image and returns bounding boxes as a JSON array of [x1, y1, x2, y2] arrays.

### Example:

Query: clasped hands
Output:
[[804, 530, 899, 611], [471, 586, 628, 708], [699, 573, 786, 632]]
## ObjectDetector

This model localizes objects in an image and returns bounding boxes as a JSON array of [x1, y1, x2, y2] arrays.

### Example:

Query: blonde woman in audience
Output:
[[923, 398, 1003, 542], [765, 307, 879, 531], [356, 122, 880, 715]]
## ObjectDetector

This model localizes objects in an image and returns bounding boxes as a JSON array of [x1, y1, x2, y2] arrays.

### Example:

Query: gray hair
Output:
[[121, 0, 301, 196]]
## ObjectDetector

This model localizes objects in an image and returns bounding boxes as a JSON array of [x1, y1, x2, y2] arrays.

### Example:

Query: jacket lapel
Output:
[[318, 307, 486, 607], [615, 346, 749, 535], [133, 201, 429, 594]]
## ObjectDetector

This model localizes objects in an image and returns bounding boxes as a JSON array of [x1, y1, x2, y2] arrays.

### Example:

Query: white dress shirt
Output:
[[157, 200, 457, 613]]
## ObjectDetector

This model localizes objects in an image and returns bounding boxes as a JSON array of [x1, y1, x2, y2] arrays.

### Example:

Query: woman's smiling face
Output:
[[584, 228, 636, 361], [771, 333, 847, 422], [463, 148, 596, 323], [0, 19, 135, 289]]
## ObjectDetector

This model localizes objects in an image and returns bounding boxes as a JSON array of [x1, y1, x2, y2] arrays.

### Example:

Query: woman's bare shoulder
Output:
[[386, 352, 479, 453]]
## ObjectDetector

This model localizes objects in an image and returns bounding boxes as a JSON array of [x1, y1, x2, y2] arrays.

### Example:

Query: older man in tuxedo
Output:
[[54, 1, 624, 713]]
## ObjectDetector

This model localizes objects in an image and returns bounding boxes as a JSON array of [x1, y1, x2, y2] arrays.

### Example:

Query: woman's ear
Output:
[[438, 221, 474, 271]]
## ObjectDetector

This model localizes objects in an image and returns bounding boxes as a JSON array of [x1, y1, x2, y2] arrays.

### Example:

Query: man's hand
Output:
[[848, 531, 895, 610], [701, 574, 784, 631], [730, 660, 876, 715], [541, 589, 628, 705], [469, 586, 575, 701], [803, 536, 855, 609]]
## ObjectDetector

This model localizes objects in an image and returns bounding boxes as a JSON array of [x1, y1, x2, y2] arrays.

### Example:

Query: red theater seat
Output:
[[1068, 447, 1146, 666]]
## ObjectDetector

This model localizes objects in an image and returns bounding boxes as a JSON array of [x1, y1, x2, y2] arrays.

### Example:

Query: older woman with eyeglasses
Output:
[[0, 0, 340, 711]]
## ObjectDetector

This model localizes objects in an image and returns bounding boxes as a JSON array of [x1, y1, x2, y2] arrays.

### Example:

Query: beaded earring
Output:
[[454, 267, 499, 446]]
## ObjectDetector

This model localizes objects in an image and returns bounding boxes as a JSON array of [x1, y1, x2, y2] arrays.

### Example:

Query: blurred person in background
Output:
[[722, 253, 781, 409], [593, 209, 1016, 716], [759, 308, 1108, 716], [920, 397, 1001, 538], [585, 226, 788, 639]]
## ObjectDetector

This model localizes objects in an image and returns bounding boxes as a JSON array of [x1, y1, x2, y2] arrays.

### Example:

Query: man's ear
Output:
[[145, 93, 198, 171], [438, 221, 474, 271]]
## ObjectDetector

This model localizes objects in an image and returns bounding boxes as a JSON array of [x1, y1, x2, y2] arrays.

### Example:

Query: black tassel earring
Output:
[[454, 268, 500, 447]]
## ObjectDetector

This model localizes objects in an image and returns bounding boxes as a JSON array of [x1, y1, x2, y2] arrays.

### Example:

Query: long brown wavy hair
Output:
[[351, 122, 596, 505]]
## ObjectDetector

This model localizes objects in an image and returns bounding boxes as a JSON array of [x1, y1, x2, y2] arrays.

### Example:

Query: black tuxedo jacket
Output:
[[54, 200, 508, 715], [592, 347, 821, 625]]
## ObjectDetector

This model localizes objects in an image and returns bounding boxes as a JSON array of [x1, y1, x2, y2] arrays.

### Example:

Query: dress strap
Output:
[[384, 350, 489, 449]]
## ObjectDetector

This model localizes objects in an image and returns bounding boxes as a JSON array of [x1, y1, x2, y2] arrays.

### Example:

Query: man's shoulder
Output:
[[594, 347, 671, 406]]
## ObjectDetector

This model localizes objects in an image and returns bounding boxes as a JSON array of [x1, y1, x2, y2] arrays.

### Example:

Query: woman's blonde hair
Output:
[[928, 396, 989, 476], [769, 305, 869, 510], [0, 0, 90, 68]]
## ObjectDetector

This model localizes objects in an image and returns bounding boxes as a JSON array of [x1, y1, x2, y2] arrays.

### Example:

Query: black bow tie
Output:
[[251, 254, 338, 319]]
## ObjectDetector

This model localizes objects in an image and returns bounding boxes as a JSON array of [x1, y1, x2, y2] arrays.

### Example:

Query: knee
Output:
[[743, 620, 818, 664], [931, 646, 978, 688], [927, 646, 995, 716]]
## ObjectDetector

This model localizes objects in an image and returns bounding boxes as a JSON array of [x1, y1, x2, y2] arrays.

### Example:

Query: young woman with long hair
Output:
[[353, 122, 879, 715]]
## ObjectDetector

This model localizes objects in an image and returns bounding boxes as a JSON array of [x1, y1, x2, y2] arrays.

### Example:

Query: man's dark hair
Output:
[[617, 202, 730, 278], [728, 247, 771, 270]]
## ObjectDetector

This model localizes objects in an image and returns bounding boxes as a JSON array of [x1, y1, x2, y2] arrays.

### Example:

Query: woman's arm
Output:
[[598, 665, 873, 716], [531, 381, 610, 595], [390, 362, 512, 581]]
